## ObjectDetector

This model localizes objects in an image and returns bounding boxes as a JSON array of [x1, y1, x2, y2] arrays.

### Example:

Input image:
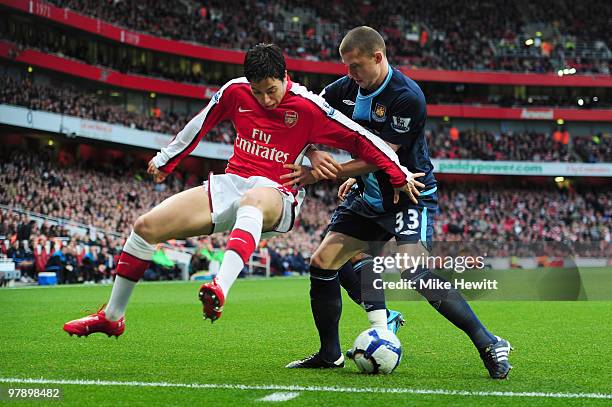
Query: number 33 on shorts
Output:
[[394, 209, 420, 234], [392, 205, 434, 249]]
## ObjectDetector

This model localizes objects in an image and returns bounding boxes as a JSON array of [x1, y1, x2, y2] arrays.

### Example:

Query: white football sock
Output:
[[216, 250, 245, 297], [367, 309, 388, 329], [216, 205, 263, 297], [105, 276, 136, 321]]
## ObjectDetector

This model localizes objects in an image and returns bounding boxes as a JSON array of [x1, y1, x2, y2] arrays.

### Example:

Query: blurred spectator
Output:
[[190, 237, 224, 273], [149, 246, 181, 280]]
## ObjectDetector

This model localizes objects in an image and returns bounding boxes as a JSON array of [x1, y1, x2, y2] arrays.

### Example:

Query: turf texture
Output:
[[1, 276, 611, 406]]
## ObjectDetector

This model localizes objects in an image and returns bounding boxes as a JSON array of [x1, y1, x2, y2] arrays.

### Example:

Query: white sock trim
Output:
[[123, 231, 155, 261]]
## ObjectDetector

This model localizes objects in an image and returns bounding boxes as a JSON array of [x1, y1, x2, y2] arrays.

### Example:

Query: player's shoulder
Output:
[[388, 68, 425, 104], [324, 75, 354, 93], [212, 77, 250, 102], [288, 81, 335, 116], [321, 76, 357, 110], [224, 77, 250, 88], [386, 68, 426, 114]]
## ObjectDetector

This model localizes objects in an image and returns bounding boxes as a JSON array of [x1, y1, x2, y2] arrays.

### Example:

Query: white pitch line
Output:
[[1, 281, 189, 290], [258, 392, 300, 402], [0, 377, 611, 400]]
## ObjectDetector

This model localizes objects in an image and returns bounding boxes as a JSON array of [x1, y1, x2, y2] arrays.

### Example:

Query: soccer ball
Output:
[[347, 328, 402, 374]]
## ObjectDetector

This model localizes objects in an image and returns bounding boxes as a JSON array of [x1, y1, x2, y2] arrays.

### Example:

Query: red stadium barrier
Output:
[[2, 0, 612, 87], [0, 41, 219, 99], [2, 41, 611, 122]]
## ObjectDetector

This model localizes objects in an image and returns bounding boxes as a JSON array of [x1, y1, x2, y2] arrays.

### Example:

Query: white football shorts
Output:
[[203, 173, 306, 238]]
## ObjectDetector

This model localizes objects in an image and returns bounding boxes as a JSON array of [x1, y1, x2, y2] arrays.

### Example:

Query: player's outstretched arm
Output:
[[282, 162, 425, 203], [309, 107, 409, 185], [336, 158, 426, 202], [300, 89, 425, 202], [310, 116, 426, 202], [152, 81, 235, 175], [280, 159, 377, 187], [283, 140, 395, 187]]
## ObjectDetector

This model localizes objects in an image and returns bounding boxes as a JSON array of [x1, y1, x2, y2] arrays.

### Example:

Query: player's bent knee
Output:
[[239, 189, 266, 209], [133, 215, 157, 244], [310, 252, 333, 270], [240, 188, 282, 230]]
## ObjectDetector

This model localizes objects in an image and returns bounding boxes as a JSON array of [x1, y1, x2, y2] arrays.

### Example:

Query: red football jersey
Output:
[[153, 77, 409, 187]]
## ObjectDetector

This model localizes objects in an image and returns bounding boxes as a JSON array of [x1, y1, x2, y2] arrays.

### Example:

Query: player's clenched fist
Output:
[[281, 164, 319, 187], [147, 159, 168, 183], [307, 150, 342, 180]]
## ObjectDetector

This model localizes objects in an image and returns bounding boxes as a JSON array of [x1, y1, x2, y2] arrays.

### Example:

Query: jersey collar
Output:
[[356, 65, 393, 100], [352, 66, 393, 122], [281, 74, 293, 104]]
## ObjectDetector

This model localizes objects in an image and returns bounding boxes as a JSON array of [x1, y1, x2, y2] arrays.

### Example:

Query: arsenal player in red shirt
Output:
[[63, 43, 425, 338]]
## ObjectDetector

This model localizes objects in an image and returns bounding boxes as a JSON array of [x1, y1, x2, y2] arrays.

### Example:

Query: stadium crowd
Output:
[[428, 128, 612, 163], [2, 76, 611, 163], [41, 0, 610, 74], [0, 77, 190, 135], [1, 147, 610, 285], [3, 16, 610, 88]]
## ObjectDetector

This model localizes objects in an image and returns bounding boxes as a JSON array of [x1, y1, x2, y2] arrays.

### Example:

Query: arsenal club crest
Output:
[[373, 103, 386, 122], [284, 110, 298, 127]]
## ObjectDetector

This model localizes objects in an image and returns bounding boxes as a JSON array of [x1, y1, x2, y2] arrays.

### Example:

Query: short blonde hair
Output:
[[339, 26, 386, 57]]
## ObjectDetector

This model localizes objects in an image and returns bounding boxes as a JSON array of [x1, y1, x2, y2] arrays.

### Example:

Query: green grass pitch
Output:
[[1, 275, 611, 406]]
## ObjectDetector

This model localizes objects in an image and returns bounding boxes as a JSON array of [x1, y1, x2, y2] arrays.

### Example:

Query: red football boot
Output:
[[63, 308, 125, 338], [198, 278, 225, 322]]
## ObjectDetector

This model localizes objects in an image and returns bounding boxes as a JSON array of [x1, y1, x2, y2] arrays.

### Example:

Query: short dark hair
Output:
[[244, 43, 286, 83], [339, 26, 386, 57]]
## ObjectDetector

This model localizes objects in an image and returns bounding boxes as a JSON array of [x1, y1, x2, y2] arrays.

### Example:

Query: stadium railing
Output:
[[248, 251, 271, 278], [0, 204, 123, 240], [0, 256, 19, 283]]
